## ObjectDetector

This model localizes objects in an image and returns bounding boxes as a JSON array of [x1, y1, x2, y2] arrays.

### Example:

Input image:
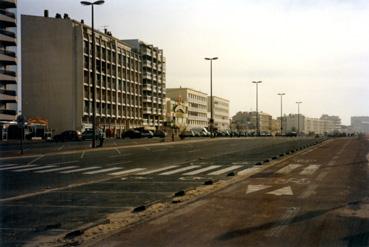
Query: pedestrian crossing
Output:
[[0, 161, 322, 178]]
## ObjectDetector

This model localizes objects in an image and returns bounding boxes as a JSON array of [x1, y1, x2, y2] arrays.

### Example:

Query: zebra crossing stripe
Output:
[[159, 165, 200, 175], [14, 165, 57, 172], [0, 164, 38, 171], [109, 168, 146, 176], [35, 166, 79, 173], [183, 165, 221, 175], [276, 164, 302, 174], [60, 166, 101, 174], [207, 165, 243, 175], [83, 167, 122, 175], [136, 165, 179, 175], [0, 164, 20, 168], [299, 165, 320, 175]]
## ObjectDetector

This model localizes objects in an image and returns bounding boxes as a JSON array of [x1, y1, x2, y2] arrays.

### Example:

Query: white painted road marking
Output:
[[238, 167, 262, 176], [267, 186, 293, 196], [80, 151, 85, 159], [136, 165, 179, 175], [246, 184, 271, 194], [26, 155, 45, 165], [42, 160, 79, 166], [83, 167, 122, 175], [183, 165, 221, 175], [299, 164, 320, 175], [109, 168, 146, 176], [0, 164, 38, 171], [14, 165, 56, 172], [208, 165, 243, 175], [276, 164, 302, 174], [0, 164, 20, 168], [60, 166, 101, 174], [160, 165, 200, 175], [57, 145, 64, 151], [35, 166, 79, 173], [114, 148, 121, 154]]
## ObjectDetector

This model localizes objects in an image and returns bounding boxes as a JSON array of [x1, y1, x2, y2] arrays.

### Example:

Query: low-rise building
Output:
[[208, 96, 229, 131], [231, 111, 272, 132], [166, 87, 208, 130], [351, 116, 369, 133]]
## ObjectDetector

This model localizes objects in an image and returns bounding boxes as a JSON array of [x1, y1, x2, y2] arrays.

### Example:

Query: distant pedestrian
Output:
[[98, 130, 105, 147]]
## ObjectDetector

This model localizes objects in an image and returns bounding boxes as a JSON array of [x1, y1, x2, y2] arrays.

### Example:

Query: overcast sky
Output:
[[19, 0, 369, 125]]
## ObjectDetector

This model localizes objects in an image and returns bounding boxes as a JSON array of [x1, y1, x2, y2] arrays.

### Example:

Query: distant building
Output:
[[0, 0, 17, 121], [124, 39, 166, 130], [351, 116, 369, 133], [164, 97, 188, 131], [280, 114, 306, 134], [166, 87, 208, 130], [231, 111, 272, 132], [208, 96, 229, 131]]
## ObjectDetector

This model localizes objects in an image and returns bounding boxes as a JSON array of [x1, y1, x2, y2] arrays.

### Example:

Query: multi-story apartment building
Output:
[[124, 40, 166, 130], [208, 96, 229, 131], [280, 114, 306, 134], [166, 88, 208, 130], [351, 116, 369, 133], [22, 13, 143, 136], [0, 0, 17, 121], [231, 111, 272, 132]]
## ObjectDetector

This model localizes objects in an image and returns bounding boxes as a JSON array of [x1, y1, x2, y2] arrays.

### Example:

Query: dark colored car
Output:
[[121, 129, 141, 139], [53, 130, 82, 142], [153, 130, 167, 138], [82, 129, 105, 140], [139, 129, 154, 138]]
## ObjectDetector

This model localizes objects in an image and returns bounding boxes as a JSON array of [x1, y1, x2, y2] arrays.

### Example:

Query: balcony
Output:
[[142, 49, 152, 57], [143, 84, 152, 91], [143, 96, 152, 103], [143, 61, 152, 68], [0, 11, 16, 27], [142, 72, 152, 80], [143, 107, 152, 114], [0, 0, 16, 9], [0, 50, 16, 66]]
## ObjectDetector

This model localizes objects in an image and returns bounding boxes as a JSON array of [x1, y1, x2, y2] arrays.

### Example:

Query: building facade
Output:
[[124, 39, 166, 130], [351, 116, 369, 133], [280, 114, 306, 134], [208, 96, 229, 131], [231, 111, 272, 132], [0, 0, 17, 121], [166, 88, 208, 130], [22, 13, 145, 136]]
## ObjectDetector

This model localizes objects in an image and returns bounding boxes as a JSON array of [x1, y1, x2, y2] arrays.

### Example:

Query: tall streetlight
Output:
[[81, 0, 105, 148], [252, 81, 262, 136], [277, 93, 285, 135], [296, 101, 303, 136], [205, 57, 218, 137]]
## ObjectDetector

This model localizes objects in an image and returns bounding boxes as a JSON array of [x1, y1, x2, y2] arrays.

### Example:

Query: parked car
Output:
[[82, 129, 105, 140], [179, 130, 195, 139], [140, 129, 154, 138], [121, 129, 141, 139], [153, 130, 167, 138], [53, 130, 82, 142]]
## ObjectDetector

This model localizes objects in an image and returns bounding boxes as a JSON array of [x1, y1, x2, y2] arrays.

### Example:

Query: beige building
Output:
[[124, 39, 166, 130], [279, 114, 306, 134], [0, 0, 17, 121], [305, 115, 342, 135], [22, 13, 166, 136], [208, 96, 229, 131], [166, 88, 208, 130], [231, 111, 272, 132]]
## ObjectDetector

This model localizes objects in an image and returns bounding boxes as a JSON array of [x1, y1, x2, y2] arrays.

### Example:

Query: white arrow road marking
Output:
[[246, 185, 271, 194], [299, 164, 320, 175], [276, 164, 302, 174], [267, 186, 293, 196]]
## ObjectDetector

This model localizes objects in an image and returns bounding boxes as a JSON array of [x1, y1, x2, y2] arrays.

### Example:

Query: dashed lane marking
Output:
[[114, 148, 121, 154], [57, 145, 64, 151], [159, 165, 200, 175], [80, 151, 85, 159], [0, 163, 20, 168], [0, 164, 38, 171], [60, 166, 101, 174], [83, 167, 122, 175], [276, 164, 302, 174], [136, 165, 179, 175], [35, 166, 79, 173], [208, 165, 243, 175], [109, 168, 146, 176], [246, 184, 271, 194], [299, 164, 320, 176], [267, 186, 293, 196], [42, 160, 79, 166], [14, 165, 56, 172], [183, 165, 221, 175], [26, 155, 45, 165], [238, 167, 262, 176]]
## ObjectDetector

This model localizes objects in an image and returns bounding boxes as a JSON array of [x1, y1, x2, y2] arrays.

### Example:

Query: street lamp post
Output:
[[205, 57, 218, 137], [296, 101, 302, 136], [252, 81, 262, 136], [277, 93, 285, 135], [81, 0, 105, 148]]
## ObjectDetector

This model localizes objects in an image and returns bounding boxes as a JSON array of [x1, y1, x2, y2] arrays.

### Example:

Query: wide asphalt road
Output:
[[94, 137, 369, 247], [0, 137, 321, 246]]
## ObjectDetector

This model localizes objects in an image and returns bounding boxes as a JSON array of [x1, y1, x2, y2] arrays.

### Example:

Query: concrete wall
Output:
[[22, 15, 83, 134]]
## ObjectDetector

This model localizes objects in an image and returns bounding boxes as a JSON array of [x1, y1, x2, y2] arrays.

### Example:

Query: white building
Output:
[[208, 96, 230, 131]]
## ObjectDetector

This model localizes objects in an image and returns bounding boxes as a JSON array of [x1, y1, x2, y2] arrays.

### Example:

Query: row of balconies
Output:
[[0, 9, 16, 28], [0, 49, 16, 66], [143, 107, 164, 115], [0, 69, 16, 84]]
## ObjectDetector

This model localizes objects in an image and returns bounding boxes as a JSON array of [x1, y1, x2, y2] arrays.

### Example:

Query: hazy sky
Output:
[[19, 0, 369, 125]]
